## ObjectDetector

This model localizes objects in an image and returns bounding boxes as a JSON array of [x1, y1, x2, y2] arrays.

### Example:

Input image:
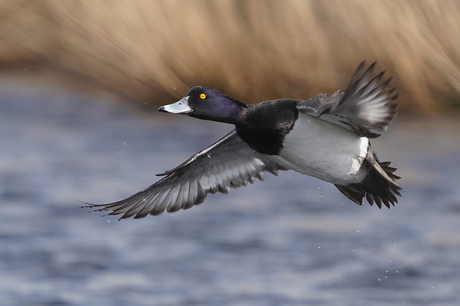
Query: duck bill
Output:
[[158, 97, 192, 114]]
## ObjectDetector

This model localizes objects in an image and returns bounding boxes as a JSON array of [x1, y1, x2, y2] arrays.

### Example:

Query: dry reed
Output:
[[1, 0, 459, 113]]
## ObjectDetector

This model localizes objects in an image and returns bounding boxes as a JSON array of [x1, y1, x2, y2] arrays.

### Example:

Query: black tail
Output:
[[335, 155, 401, 209]]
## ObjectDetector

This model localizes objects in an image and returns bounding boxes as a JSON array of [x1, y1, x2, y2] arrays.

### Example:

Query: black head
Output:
[[159, 86, 247, 124]]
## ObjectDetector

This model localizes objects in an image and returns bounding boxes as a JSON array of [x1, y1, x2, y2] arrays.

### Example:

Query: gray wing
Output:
[[297, 62, 398, 138], [84, 130, 283, 219]]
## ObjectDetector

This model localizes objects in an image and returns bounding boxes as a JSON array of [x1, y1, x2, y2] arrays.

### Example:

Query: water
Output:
[[0, 71, 459, 306]]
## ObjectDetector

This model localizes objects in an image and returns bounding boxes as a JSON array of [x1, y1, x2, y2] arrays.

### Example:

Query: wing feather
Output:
[[297, 62, 398, 138], [84, 130, 282, 219]]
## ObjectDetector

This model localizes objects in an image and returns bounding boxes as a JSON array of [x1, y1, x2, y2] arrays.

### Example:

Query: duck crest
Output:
[[236, 99, 299, 155]]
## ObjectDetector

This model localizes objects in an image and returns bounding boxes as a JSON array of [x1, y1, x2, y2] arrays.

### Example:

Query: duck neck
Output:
[[218, 101, 247, 124]]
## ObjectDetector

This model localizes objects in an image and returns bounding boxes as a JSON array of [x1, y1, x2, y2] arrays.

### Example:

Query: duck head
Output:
[[159, 86, 247, 124]]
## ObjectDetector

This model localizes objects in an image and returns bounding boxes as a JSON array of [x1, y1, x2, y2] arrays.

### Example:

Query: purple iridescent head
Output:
[[159, 86, 247, 124]]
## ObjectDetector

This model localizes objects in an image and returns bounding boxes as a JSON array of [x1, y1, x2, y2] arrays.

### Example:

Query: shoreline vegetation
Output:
[[1, 1, 459, 113]]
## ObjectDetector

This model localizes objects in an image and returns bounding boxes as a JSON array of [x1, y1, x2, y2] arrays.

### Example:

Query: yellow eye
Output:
[[200, 93, 206, 100]]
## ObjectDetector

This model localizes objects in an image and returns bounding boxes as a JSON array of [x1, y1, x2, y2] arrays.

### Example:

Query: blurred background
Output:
[[0, 1, 459, 305]]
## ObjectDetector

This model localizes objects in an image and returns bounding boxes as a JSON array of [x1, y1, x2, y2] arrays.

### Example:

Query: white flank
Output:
[[269, 115, 369, 185], [348, 137, 369, 174]]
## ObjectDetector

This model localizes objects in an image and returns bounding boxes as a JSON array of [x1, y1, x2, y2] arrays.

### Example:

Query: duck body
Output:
[[86, 62, 401, 219], [234, 98, 367, 185], [268, 112, 369, 186]]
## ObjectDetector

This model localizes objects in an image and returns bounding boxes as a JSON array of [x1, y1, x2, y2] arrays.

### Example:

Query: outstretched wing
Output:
[[297, 62, 399, 138], [84, 130, 283, 219]]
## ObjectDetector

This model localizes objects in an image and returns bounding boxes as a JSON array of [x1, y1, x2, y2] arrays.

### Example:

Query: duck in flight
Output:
[[85, 62, 401, 220]]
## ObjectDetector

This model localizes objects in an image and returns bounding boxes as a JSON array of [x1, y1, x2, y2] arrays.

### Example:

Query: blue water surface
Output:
[[0, 71, 459, 306]]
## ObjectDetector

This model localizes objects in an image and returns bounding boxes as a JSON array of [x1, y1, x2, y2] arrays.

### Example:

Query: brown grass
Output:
[[1, 0, 460, 113]]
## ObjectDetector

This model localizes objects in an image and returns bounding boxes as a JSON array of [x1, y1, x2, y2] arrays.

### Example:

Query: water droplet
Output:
[[123, 142, 127, 146], [320, 194, 323, 198], [318, 246, 321, 249], [107, 220, 111, 224], [356, 229, 360, 232]]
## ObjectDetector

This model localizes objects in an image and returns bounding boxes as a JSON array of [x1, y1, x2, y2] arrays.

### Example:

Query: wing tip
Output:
[[343, 61, 400, 135]]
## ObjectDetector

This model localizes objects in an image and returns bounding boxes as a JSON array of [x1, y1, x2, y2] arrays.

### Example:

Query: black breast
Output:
[[235, 99, 299, 155]]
